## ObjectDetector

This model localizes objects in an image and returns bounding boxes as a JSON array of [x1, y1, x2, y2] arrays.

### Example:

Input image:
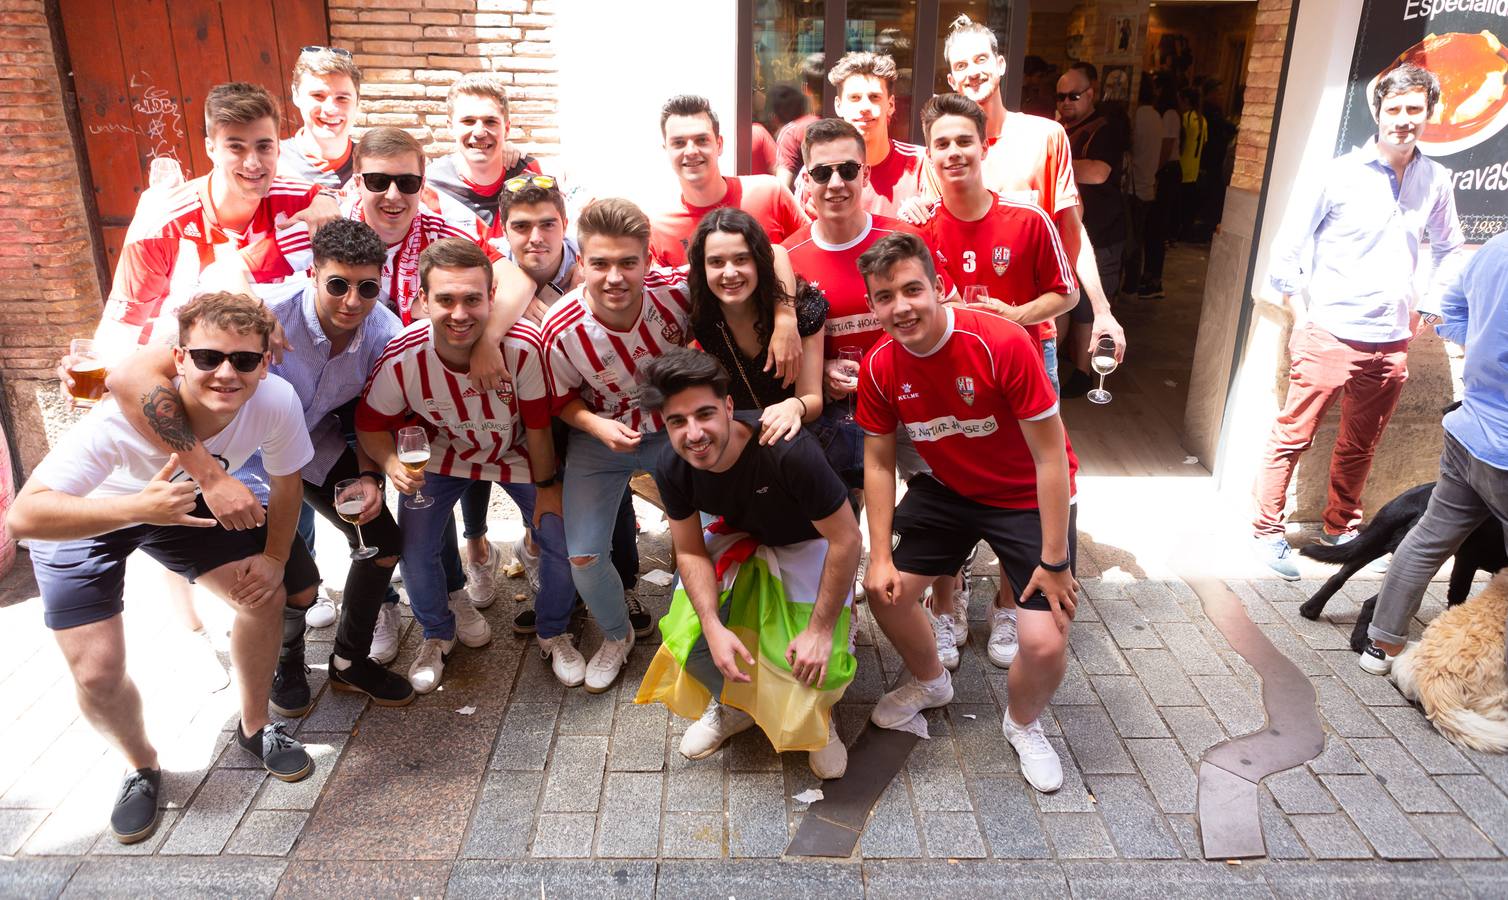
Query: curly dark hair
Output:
[[312, 218, 386, 269], [640, 346, 731, 412], [686, 207, 790, 347]]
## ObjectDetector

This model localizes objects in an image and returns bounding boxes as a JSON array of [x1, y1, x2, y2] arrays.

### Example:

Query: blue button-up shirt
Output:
[[1438, 233, 1508, 470], [1269, 139, 1465, 342]]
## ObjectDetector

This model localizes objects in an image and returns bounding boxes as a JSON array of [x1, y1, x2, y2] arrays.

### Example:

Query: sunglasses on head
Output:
[[504, 174, 557, 193], [1056, 90, 1087, 102], [809, 161, 863, 184], [323, 276, 382, 299], [301, 45, 353, 58], [185, 348, 265, 373], [359, 172, 423, 194]]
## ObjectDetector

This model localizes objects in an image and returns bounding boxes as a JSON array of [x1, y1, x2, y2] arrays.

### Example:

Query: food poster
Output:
[[1335, 1, 1508, 243]]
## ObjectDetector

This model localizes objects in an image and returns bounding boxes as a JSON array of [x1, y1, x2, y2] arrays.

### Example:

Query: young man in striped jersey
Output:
[[422, 72, 542, 246], [357, 239, 574, 691], [279, 47, 361, 197]]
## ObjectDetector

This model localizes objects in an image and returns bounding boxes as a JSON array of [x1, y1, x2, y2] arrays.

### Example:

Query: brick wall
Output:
[[0, 0, 106, 472], [327, 0, 560, 167], [1230, 0, 1292, 193]]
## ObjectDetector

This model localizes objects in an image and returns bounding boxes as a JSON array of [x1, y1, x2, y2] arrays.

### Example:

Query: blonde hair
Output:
[[291, 47, 362, 92], [446, 72, 511, 120], [354, 126, 425, 173]]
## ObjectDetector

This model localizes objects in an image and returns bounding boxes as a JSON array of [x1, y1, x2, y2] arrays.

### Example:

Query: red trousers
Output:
[[1252, 322, 1410, 537]]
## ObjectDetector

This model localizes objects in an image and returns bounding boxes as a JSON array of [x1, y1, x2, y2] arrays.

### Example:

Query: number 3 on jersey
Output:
[[962, 250, 976, 273]]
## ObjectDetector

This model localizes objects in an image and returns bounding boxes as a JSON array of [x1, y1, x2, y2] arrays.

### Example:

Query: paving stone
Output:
[[0, 859, 79, 899], [1452, 860, 1508, 897], [660, 860, 864, 897], [1127, 739, 1198, 814], [0, 808, 47, 855], [1259, 793, 1312, 859], [951, 704, 1012, 775], [728, 772, 788, 857], [1096, 600, 1165, 649], [159, 768, 264, 855], [663, 750, 723, 812], [462, 771, 542, 858], [1036, 736, 1097, 813], [1123, 581, 1191, 623], [1042, 812, 1116, 859], [256, 734, 346, 810], [530, 812, 597, 858], [1309, 735, 1368, 775], [297, 687, 367, 733], [1462, 747, 1508, 793], [729, 726, 782, 772], [1122, 649, 1202, 706], [89, 810, 180, 856], [659, 811, 724, 859], [1413, 814, 1502, 860], [1161, 706, 1226, 761], [540, 736, 609, 813], [448, 860, 656, 899], [1350, 738, 1456, 813], [490, 702, 561, 772], [906, 736, 972, 811], [1291, 813, 1376, 859], [62, 858, 286, 899], [1153, 622, 1229, 676], [594, 772, 663, 857], [1092, 676, 1170, 738], [863, 859, 1068, 897], [859, 776, 924, 858], [1091, 775, 1182, 859], [1436, 775, 1508, 853], [1191, 675, 1264, 736], [1052, 651, 1097, 705], [225, 810, 307, 856], [1320, 774, 1436, 859], [295, 772, 476, 860], [845, 646, 887, 704], [1266, 766, 1338, 814], [556, 681, 620, 734], [1257, 623, 1331, 676], [1165, 814, 1202, 858], [920, 809, 987, 858], [1068, 623, 1132, 675], [1062, 860, 1273, 897], [273, 860, 452, 899], [0, 729, 108, 809], [1263, 860, 1474, 899], [1372, 708, 1476, 775], [1055, 705, 1135, 775], [950, 649, 995, 705], [1318, 651, 1409, 707], [607, 701, 667, 772], [1230, 580, 1284, 624], [972, 775, 1049, 858]]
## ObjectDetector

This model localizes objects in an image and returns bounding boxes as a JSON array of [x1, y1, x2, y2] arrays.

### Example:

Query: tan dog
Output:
[[1391, 571, 1508, 753]]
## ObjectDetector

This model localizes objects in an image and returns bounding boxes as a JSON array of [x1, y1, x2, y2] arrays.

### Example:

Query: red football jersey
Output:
[[649, 175, 808, 268], [857, 306, 1077, 510], [918, 193, 1076, 343], [782, 213, 923, 358]]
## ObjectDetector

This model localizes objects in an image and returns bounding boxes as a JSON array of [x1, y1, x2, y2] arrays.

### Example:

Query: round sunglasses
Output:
[[323, 276, 382, 300], [809, 161, 863, 184]]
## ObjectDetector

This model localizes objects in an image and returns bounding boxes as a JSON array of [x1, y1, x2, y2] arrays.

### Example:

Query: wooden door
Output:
[[57, 0, 328, 278]]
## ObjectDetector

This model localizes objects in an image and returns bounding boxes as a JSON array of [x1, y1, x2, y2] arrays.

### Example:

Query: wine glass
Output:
[[838, 346, 863, 422], [1087, 335, 1118, 405], [396, 426, 434, 509], [335, 478, 380, 560]]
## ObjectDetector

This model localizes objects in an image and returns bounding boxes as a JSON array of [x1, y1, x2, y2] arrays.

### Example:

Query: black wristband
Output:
[[533, 473, 561, 489], [360, 469, 385, 487], [1039, 557, 1071, 573]]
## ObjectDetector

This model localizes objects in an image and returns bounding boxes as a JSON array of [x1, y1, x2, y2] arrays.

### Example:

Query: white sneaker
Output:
[[679, 699, 754, 759], [1003, 711, 1063, 793], [511, 534, 541, 593], [584, 629, 634, 694], [988, 606, 1019, 669], [1358, 642, 1393, 676], [854, 556, 867, 603], [369, 603, 401, 665], [808, 718, 848, 779], [305, 594, 337, 628], [538, 633, 586, 687], [931, 611, 960, 671], [464, 541, 501, 609], [871, 671, 953, 728], [448, 589, 492, 648], [949, 578, 971, 645], [408, 637, 455, 694]]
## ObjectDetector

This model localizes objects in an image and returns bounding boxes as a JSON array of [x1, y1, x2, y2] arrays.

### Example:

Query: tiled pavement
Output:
[[0, 507, 1506, 898]]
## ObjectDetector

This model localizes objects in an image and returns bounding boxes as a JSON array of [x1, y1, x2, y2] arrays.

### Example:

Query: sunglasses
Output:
[[359, 172, 423, 194], [504, 174, 557, 193], [301, 45, 353, 58], [323, 276, 382, 299], [809, 161, 863, 184], [1055, 90, 1087, 102], [185, 348, 265, 373]]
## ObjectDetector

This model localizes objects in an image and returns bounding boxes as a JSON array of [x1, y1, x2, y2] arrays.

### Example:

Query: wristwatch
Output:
[[533, 472, 561, 489]]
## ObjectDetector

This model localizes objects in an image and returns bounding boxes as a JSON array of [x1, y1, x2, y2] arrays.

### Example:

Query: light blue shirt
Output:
[[502, 234, 578, 300], [1269, 139, 1465, 342], [1438, 233, 1508, 470]]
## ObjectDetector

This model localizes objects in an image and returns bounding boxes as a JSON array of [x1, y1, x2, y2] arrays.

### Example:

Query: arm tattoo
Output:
[[140, 385, 198, 452]]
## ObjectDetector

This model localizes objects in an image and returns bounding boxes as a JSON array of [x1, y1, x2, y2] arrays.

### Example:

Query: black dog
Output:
[[1297, 482, 1507, 652]]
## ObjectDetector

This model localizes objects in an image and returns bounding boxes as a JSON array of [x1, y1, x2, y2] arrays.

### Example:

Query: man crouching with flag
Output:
[[635, 347, 860, 778]]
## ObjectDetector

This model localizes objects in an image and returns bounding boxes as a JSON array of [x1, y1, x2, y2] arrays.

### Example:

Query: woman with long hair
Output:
[[686, 207, 826, 443]]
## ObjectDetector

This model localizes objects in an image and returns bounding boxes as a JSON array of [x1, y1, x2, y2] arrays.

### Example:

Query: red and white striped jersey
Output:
[[539, 267, 692, 434], [97, 174, 318, 350], [355, 318, 552, 484]]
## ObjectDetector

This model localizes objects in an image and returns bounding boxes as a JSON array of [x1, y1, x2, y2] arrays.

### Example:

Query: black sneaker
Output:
[[237, 721, 313, 782], [513, 598, 587, 636], [109, 767, 161, 844], [1138, 280, 1165, 299], [625, 593, 654, 639], [328, 654, 415, 707], [1061, 368, 1093, 400], [270, 657, 312, 718]]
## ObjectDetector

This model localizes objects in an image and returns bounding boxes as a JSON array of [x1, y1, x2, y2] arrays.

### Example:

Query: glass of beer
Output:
[[396, 426, 433, 509], [66, 339, 107, 409], [335, 478, 380, 560]]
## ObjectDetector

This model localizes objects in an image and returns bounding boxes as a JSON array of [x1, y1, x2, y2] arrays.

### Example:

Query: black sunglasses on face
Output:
[[359, 172, 423, 194], [185, 348, 265, 373], [323, 276, 382, 299], [809, 161, 863, 184], [1056, 90, 1087, 102]]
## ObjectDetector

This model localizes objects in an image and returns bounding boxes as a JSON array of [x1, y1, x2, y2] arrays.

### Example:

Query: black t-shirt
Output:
[[1064, 108, 1129, 246], [691, 281, 828, 412], [654, 412, 847, 546]]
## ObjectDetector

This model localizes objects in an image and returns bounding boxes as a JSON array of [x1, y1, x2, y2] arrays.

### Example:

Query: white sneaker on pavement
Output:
[[987, 606, 1019, 669], [305, 594, 338, 628], [511, 534, 542, 593], [538, 633, 586, 687], [871, 671, 954, 728], [679, 699, 754, 759], [463, 541, 501, 609], [1002, 710, 1063, 792], [408, 637, 455, 694], [1358, 641, 1394, 676], [448, 589, 492, 648], [949, 578, 970, 645], [584, 629, 634, 693], [930, 610, 960, 671], [808, 718, 848, 779], [369, 603, 401, 665]]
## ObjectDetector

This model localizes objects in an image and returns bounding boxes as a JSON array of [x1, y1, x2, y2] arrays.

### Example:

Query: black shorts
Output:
[[890, 475, 1077, 612], [31, 497, 320, 630]]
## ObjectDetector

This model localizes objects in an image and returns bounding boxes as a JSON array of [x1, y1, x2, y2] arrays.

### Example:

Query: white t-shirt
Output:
[[1130, 106, 1179, 201], [31, 374, 313, 500]]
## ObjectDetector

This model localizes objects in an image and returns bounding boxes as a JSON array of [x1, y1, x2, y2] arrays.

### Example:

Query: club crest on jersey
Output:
[[956, 376, 976, 406], [991, 246, 1010, 276], [660, 320, 684, 345], [496, 382, 515, 404]]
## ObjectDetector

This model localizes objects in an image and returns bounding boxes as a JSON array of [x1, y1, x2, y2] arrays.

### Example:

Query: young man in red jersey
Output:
[[856, 232, 1079, 794], [649, 94, 808, 268]]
